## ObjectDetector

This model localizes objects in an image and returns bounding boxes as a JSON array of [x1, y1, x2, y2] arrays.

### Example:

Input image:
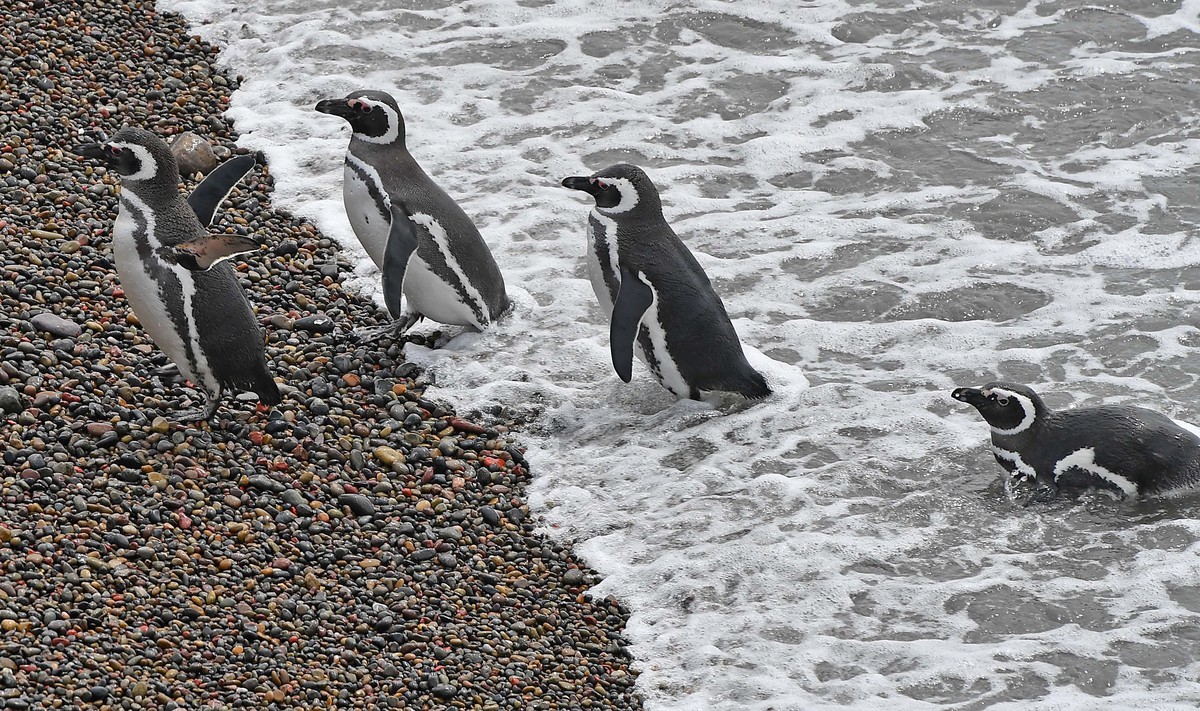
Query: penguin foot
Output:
[[171, 406, 212, 424], [350, 321, 410, 344], [1023, 483, 1059, 506], [154, 363, 184, 383], [171, 389, 223, 424]]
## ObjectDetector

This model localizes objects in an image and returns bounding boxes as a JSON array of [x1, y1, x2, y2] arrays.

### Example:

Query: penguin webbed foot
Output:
[[349, 323, 397, 345], [398, 311, 423, 334], [1023, 481, 1059, 507], [349, 313, 422, 344], [171, 404, 214, 424], [171, 389, 223, 424], [154, 363, 184, 383]]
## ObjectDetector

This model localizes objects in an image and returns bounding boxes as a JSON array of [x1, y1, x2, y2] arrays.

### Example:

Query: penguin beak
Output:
[[951, 387, 987, 408], [74, 142, 109, 161], [315, 99, 354, 119], [562, 176, 600, 195]]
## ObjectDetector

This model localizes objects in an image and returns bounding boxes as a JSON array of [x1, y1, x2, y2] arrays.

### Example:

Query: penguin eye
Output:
[[997, 397, 1010, 406], [350, 100, 372, 114], [592, 179, 609, 189], [108, 145, 123, 157]]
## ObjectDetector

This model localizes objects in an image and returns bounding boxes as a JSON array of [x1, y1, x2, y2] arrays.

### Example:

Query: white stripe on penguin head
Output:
[[983, 386, 1037, 436], [110, 142, 158, 182], [595, 177, 640, 215], [352, 98, 401, 145]]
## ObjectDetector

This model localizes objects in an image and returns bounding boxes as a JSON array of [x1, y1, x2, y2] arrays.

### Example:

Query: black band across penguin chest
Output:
[[345, 156, 391, 228], [587, 214, 621, 303]]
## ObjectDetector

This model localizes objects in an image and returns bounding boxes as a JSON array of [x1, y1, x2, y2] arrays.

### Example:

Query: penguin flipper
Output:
[[382, 204, 420, 320], [610, 268, 654, 383], [187, 154, 257, 227], [163, 235, 262, 271]]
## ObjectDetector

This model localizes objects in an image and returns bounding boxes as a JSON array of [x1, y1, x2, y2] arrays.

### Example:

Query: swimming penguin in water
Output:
[[315, 89, 509, 335], [562, 163, 771, 400], [75, 127, 280, 422], [953, 381, 1200, 501]]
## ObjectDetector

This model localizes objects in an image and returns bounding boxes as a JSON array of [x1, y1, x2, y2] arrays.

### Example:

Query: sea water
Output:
[[155, 0, 1200, 707]]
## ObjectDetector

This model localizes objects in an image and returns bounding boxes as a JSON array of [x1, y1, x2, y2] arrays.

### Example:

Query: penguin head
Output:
[[561, 163, 662, 216], [74, 127, 178, 184], [315, 90, 406, 145], [952, 381, 1045, 436]]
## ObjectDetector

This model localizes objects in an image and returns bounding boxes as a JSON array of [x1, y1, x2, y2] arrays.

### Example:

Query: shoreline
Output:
[[0, 1, 642, 708]]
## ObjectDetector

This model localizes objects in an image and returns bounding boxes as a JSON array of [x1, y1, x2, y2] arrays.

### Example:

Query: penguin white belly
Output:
[[637, 281, 690, 398], [342, 161, 388, 268], [113, 211, 197, 385], [585, 241, 614, 316], [403, 254, 484, 329], [113, 195, 219, 396], [586, 215, 618, 315]]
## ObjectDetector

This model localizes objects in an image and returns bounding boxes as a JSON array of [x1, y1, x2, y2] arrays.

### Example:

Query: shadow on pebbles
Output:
[[0, 1, 642, 708]]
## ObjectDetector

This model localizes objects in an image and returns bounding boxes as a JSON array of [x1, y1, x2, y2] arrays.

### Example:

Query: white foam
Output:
[[160, 0, 1200, 707]]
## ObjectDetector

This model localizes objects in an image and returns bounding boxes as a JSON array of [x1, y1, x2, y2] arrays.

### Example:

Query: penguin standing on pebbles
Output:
[[75, 127, 280, 422], [315, 89, 509, 335], [953, 381, 1200, 501], [562, 163, 771, 400]]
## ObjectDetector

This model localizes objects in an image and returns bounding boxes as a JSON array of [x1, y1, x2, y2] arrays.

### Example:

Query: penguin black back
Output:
[[953, 381, 1200, 499], [563, 163, 770, 400]]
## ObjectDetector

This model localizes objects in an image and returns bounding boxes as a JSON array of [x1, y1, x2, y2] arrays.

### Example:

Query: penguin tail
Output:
[[254, 376, 282, 407], [737, 369, 773, 400], [230, 364, 281, 407]]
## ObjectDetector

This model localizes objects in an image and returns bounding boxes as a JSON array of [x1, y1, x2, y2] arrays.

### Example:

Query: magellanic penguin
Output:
[[953, 381, 1200, 501], [75, 127, 280, 422], [314, 90, 509, 334], [561, 164, 771, 400]]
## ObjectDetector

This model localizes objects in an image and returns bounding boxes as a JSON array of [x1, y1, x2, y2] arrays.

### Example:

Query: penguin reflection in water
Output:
[[953, 382, 1200, 502], [315, 90, 509, 338], [562, 164, 771, 400], [75, 127, 280, 422]]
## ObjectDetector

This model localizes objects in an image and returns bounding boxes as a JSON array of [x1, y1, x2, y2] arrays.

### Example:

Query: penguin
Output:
[[561, 164, 771, 400], [952, 381, 1200, 501], [74, 127, 280, 422], [314, 89, 509, 334]]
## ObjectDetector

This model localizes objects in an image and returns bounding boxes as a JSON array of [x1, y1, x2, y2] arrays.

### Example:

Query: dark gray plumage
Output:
[[74, 127, 279, 422], [315, 90, 508, 333], [562, 163, 770, 400], [953, 381, 1200, 500]]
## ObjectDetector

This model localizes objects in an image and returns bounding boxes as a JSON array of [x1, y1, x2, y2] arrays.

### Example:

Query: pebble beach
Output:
[[0, 1, 642, 708]]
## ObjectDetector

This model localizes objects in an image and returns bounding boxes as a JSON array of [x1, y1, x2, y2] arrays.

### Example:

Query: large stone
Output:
[[30, 312, 81, 338], [170, 131, 218, 176], [294, 314, 336, 334], [0, 386, 22, 415], [338, 493, 375, 517]]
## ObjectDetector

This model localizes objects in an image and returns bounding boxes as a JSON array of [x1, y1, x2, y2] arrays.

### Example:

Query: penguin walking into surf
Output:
[[953, 381, 1200, 501], [562, 163, 771, 400], [315, 90, 509, 335], [75, 127, 280, 422]]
